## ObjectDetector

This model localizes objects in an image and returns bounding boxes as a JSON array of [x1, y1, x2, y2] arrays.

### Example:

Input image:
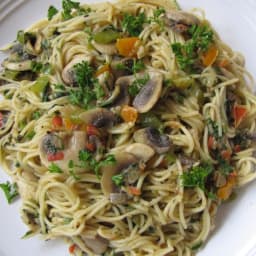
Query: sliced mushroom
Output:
[[2, 59, 32, 71], [125, 143, 155, 162], [165, 10, 200, 27], [93, 41, 117, 55], [101, 76, 131, 107], [133, 127, 171, 154], [101, 152, 138, 197], [39, 131, 87, 171], [109, 192, 128, 204], [81, 231, 109, 255], [133, 71, 163, 113], [79, 108, 116, 128], [62, 54, 93, 85]]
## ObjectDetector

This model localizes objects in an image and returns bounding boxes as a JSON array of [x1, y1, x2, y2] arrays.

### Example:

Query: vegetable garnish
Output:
[[171, 24, 214, 72], [121, 12, 146, 36], [0, 181, 19, 204], [120, 105, 138, 123], [47, 151, 64, 162], [48, 5, 58, 20], [181, 163, 213, 191], [128, 73, 150, 96], [116, 37, 140, 57], [112, 174, 124, 187], [69, 244, 76, 254], [52, 115, 63, 129], [77, 150, 116, 178], [127, 186, 141, 196], [217, 172, 237, 200], [62, 0, 91, 20], [48, 163, 63, 173], [233, 104, 247, 128]]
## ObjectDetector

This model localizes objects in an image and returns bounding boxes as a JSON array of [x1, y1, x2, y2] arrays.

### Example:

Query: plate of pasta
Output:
[[0, 0, 256, 256]]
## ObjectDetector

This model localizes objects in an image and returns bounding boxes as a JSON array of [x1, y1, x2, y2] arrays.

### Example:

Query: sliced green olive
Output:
[[94, 30, 120, 44]]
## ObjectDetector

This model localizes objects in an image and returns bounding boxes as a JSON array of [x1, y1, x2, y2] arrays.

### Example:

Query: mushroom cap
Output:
[[125, 143, 155, 162], [79, 108, 116, 128], [81, 231, 109, 255], [165, 10, 200, 26], [133, 127, 171, 154], [101, 152, 138, 197], [133, 71, 163, 113], [39, 131, 87, 171]]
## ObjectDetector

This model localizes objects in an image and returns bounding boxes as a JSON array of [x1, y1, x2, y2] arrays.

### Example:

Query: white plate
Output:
[[0, 1, 256, 256]]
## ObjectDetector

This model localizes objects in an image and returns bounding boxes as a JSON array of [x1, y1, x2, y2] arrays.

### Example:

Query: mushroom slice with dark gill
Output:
[[101, 152, 138, 198], [80, 231, 109, 255], [101, 75, 132, 107], [62, 54, 93, 85], [133, 127, 171, 154], [165, 10, 200, 33], [39, 131, 87, 171], [133, 71, 163, 113], [79, 108, 116, 128]]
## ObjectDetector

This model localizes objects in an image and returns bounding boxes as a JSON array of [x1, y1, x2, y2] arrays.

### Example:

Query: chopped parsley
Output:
[[77, 150, 116, 178], [149, 7, 166, 27], [128, 73, 149, 96], [68, 160, 80, 180], [171, 24, 214, 72], [121, 12, 146, 36], [0, 181, 19, 204], [206, 118, 220, 139], [62, 0, 91, 20], [181, 163, 213, 191], [112, 174, 124, 187], [48, 163, 63, 173], [48, 5, 58, 20], [68, 61, 97, 108]]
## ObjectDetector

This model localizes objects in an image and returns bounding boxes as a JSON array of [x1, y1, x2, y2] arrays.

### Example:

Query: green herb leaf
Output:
[[181, 163, 213, 191], [171, 24, 214, 72], [112, 174, 124, 187], [48, 163, 63, 173], [62, 0, 91, 20], [0, 181, 19, 204], [68, 160, 80, 180], [122, 12, 146, 36], [25, 130, 36, 140], [128, 73, 149, 96], [48, 5, 58, 20]]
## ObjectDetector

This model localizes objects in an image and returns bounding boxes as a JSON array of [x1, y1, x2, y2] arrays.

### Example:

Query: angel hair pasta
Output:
[[0, 0, 256, 255]]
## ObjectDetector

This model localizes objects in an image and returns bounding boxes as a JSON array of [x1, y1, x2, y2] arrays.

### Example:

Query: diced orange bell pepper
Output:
[[116, 37, 139, 57], [233, 104, 247, 128], [202, 45, 219, 67], [120, 105, 138, 123], [95, 64, 111, 77], [128, 186, 141, 196]]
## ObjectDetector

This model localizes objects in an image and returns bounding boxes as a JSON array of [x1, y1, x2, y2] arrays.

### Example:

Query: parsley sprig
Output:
[[62, 0, 91, 20], [0, 181, 19, 204], [121, 12, 146, 36], [181, 163, 213, 191], [69, 61, 99, 108], [171, 24, 214, 72], [75, 150, 116, 179]]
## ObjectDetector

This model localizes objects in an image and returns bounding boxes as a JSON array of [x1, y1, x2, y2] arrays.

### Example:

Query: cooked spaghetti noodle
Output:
[[0, 0, 256, 255]]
